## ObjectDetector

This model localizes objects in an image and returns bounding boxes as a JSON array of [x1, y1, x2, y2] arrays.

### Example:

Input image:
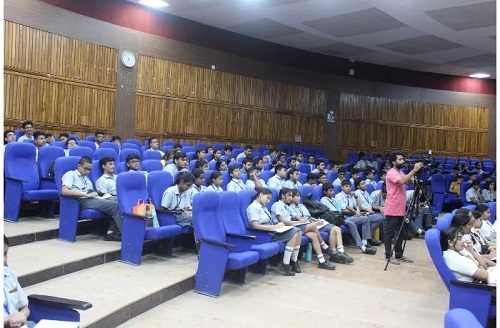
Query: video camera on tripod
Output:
[[405, 159, 432, 176]]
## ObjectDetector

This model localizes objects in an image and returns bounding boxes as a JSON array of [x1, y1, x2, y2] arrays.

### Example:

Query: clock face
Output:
[[121, 51, 136, 68]]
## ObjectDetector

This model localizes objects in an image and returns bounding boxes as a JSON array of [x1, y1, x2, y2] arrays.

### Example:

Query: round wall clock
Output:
[[121, 51, 136, 68]]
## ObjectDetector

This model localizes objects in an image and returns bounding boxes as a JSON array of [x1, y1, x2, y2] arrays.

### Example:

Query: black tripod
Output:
[[384, 176, 435, 270]]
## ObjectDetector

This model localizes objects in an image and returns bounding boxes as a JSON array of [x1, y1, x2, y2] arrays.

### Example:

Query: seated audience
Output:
[[161, 149, 175, 167], [303, 173, 318, 188], [216, 159, 228, 171], [126, 153, 148, 180], [253, 156, 264, 171], [45, 133, 55, 145], [223, 146, 235, 162], [333, 169, 346, 187], [95, 156, 117, 196], [210, 149, 223, 163], [33, 131, 46, 162], [236, 145, 253, 160], [17, 120, 34, 142], [204, 170, 224, 192], [226, 165, 246, 193], [481, 182, 496, 202], [284, 168, 302, 190], [194, 148, 206, 161], [246, 167, 266, 190], [59, 133, 69, 142], [477, 204, 495, 242], [64, 137, 78, 156], [311, 159, 328, 175], [470, 211, 496, 260], [195, 159, 209, 171], [146, 137, 164, 156], [353, 178, 383, 246], [267, 164, 287, 191], [240, 157, 253, 175], [286, 157, 297, 172], [306, 155, 316, 171], [364, 169, 377, 189], [94, 131, 105, 149], [355, 152, 371, 170], [4, 130, 16, 145], [161, 172, 195, 227], [163, 152, 188, 178], [111, 135, 121, 148], [466, 181, 485, 204], [448, 175, 464, 197]]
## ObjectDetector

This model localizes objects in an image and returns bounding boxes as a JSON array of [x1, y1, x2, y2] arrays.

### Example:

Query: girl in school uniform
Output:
[[205, 170, 224, 192]]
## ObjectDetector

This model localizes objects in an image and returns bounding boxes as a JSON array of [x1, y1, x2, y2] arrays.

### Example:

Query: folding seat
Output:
[[186, 152, 195, 160], [425, 229, 495, 327], [162, 140, 176, 147], [183, 146, 195, 153], [78, 140, 96, 151], [83, 135, 95, 142], [141, 159, 163, 172], [94, 148, 119, 163], [37, 146, 65, 190], [121, 142, 141, 153], [205, 153, 213, 161], [312, 186, 323, 201], [431, 174, 446, 214], [142, 150, 162, 161], [4, 143, 59, 222], [193, 191, 259, 297], [116, 162, 129, 174], [232, 149, 242, 158], [212, 143, 225, 151], [262, 162, 272, 171], [69, 147, 94, 159], [376, 181, 384, 190], [298, 185, 313, 199], [221, 170, 230, 190], [219, 192, 280, 273], [89, 160, 104, 186], [125, 139, 142, 149], [188, 159, 197, 170], [54, 156, 112, 242], [314, 149, 325, 158], [347, 151, 358, 164], [444, 308, 482, 328], [208, 161, 217, 170], [98, 141, 119, 154], [119, 148, 141, 162], [116, 171, 182, 265], [196, 142, 208, 149], [436, 213, 453, 231], [297, 163, 311, 174], [51, 141, 65, 148], [298, 173, 307, 184], [267, 188, 278, 211], [14, 129, 24, 140], [257, 146, 269, 155], [326, 170, 337, 183], [366, 183, 375, 195], [203, 170, 213, 187], [459, 181, 473, 206], [259, 171, 274, 183], [68, 134, 81, 141], [180, 142, 193, 147], [27, 294, 92, 324]]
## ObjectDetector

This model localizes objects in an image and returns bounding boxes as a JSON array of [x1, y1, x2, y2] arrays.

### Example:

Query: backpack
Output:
[[303, 193, 346, 226]]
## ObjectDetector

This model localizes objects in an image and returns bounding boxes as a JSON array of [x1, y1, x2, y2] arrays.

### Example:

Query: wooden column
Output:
[[115, 51, 138, 140]]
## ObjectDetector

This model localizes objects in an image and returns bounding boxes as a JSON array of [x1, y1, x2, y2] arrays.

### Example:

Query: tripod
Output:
[[384, 176, 435, 270]]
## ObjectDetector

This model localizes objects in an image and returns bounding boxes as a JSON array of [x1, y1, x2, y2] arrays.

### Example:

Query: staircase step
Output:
[[23, 252, 197, 328]]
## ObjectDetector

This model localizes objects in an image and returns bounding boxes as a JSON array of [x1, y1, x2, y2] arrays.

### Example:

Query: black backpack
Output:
[[303, 193, 346, 226]]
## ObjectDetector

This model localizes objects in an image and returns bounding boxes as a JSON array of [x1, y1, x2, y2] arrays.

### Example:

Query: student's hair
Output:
[[4, 234, 9, 246], [286, 156, 296, 166], [209, 170, 222, 184], [316, 159, 325, 166], [455, 208, 471, 215], [99, 156, 115, 167], [471, 211, 482, 219], [22, 120, 33, 128], [195, 148, 205, 158], [229, 165, 240, 175], [111, 135, 121, 142], [173, 151, 187, 162], [253, 156, 263, 166], [364, 169, 373, 175], [33, 131, 45, 139], [307, 155, 315, 160], [317, 172, 326, 181], [224, 145, 233, 152], [216, 160, 228, 171], [440, 227, 460, 252], [379, 171, 387, 177], [338, 168, 346, 174], [4, 130, 14, 139], [287, 168, 299, 179], [471, 181, 480, 187], [290, 189, 300, 197], [482, 173, 490, 179], [295, 151, 303, 157], [79, 156, 92, 166], [95, 131, 104, 137], [126, 153, 141, 163], [65, 138, 78, 147], [253, 187, 271, 200], [456, 174, 463, 180], [476, 204, 489, 214], [274, 164, 286, 172], [247, 166, 259, 175], [242, 157, 253, 166], [388, 151, 404, 164], [212, 149, 222, 156], [59, 133, 69, 139], [269, 148, 277, 154], [322, 182, 334, 194], [451, 213, 472, 230], [279, 187, 291, 199], [164, 149, 175, 160], [45, 133, 53, 138], [306, 173, 317, 181], [175, 171, 195, 185], [195, 159, 208, 169], [243, 145, 252, 151], [351, 168, 359, 175], [147, 137, 158, 147], [358, 151, 365, 159], [341, 180, 351, 187], [191, 168, 205, 180], [353, 177, 364, 187], [173, 143, 182, 149]]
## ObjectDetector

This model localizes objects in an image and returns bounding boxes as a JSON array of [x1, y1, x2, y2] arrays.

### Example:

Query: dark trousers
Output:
[[80, 198, 122, 233], [384, 215, 405, 259]]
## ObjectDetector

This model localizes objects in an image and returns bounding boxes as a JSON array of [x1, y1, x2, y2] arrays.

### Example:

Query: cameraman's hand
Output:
[[412, 162, 424, 173]]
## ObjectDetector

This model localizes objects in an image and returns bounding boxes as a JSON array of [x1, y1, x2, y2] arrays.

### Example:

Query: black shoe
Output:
[[290, 260, 301, 273], [360, 245, 377, 255], [317, 261, 336, 270], [329, 252, 350, 264], [325, 247, 335, 256], [278, 262, 295, 276], [104, 232, 121, 242], [368, 239, 382, 246]]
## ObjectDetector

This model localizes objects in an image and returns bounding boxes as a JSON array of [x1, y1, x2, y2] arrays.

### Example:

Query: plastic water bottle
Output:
[[145, 205, 153, 228], [306, 243, 312, 262], [147, 198, 159, 228]]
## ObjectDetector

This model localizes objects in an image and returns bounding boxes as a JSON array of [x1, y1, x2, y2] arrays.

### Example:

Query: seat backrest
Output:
[[298, 185, 313, 200], [193, 191, 224, 241], [219, 191, 246, 235], [260, 171, 274, 182], [38, 146, 65, 178], [116, 171, 149, 213], [78, 141, 96, 151], [89, 160, 104, 185], [238, 190, 257, 229], [425, 228, 454, 291], [444, 174, 457, 190], [94, 148, 119, 162], [125, 139, 142, 148], [51, 141, 66, 148], [121, 143, 141, 153], [212, 143, 225, 151], [68, 134, 81, 141], [141, 160, 163, 173], [189, 159, 197, 170], [116, 162, 129, 174], [5, 143, 39, 189], [142, 151, 162, 161], [98, 142, 119, 154], [196, 142, 208, 149], [147, 171, 174, 209], [436, 213, 453, 231], [460, 181, 472, 203], [203, 170, 213, 187], [120, 148, 141, 162], [445, 308, 482, 328], [268, 188, 278, 211], [84, 135, 95, 142], [221, 171, 230, 190], [54, 156, 81, 193], [366, 183, 375, 195], [326, 170, 337, 183], [312, 186, 323, 201], [69, 147, 94, 159], [298, 173, 307, 184]]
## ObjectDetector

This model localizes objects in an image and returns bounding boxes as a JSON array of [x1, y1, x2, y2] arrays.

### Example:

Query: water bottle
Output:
[[145, 205, 153, 228], [306, 243, 312, 262], [147, 198, 159, 228], [335, 200, 342, 213]]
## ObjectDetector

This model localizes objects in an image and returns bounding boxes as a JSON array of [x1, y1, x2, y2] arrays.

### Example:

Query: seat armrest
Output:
[[450, 280, 496, 291], [200, 238, 236, 250], [122, 211, 147, 221], [226, 232, 256, 240], [28, 294, 92, 311]]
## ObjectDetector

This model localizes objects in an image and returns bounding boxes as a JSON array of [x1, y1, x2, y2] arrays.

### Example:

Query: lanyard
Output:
[[262, 207, 277, 225], [232, 179, 244, 190]]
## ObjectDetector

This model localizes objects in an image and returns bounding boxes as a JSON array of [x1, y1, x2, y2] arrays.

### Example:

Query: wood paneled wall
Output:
[[337, 93, 490, 160], [135, 56, 326, 147], [4, 21, 117, 136]]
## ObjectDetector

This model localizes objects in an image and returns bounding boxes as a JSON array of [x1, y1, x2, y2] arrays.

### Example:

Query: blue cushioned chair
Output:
[[297, 163, 311, 174], [221, 170, 230, 190], [121, 142, 141, 153], [117, 171, 182, 265], [219, 192, 281, 273], [69, 146, 94, 159], [436, 213, 453, 231], [94, 148, 119, 165], [98, 142, 119, 154], [125, 139, 142, 149], [37, 146, 65, 190], [237, 190, 275, 244], [193, 191, 260, 297], [444, 308, 482, 328], [78, 141, 96, 151], [425, 229, 495, 327], [142, 151, 162, 161], [259, 170, 274, 183], [4, 143, 59, 222], [54, 156, 111, 242], [119, 148, 141, 162], [141, 159, 163, 172], [27, 294, 92, 324], [485, 202, 496, 223], [68, 134, 81, 141], [460, 181, 473, 206]]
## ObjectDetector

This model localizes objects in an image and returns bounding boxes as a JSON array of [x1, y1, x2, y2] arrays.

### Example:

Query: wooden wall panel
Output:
[[4, 21, 117, 136], [338, 93, 489, 161], [135, 55, 327, 148]]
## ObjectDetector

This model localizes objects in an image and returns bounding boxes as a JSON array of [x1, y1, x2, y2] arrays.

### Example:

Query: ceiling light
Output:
[[469, 73, 490, 79], [139, 0, 169, 9]]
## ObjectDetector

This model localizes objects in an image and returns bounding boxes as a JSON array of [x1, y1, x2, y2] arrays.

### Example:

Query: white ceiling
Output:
[[127, 0, 496, 78]]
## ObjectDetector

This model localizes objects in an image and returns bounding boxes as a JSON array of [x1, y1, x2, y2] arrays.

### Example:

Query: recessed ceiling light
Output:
[[139, 0, 169, 9], [469, 73, 490, 78]]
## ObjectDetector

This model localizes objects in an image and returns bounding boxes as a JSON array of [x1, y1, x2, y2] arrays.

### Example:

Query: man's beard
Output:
[[396, 163, 405, 169]]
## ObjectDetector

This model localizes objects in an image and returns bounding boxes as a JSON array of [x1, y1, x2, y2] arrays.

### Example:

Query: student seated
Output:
[[466, 181, 485, 204], [126, 153, 148, 180], [226, 165, 246, 193], [111, 135, 121, 148], [288, 189, 353, 265], [188, 168, 206, 203], [311, 159, 328, 175], [267, 164, 287, 191], [286, 157, 297, 172], [17, 120, 34, 142], [45, 133, 55, 145], [95, 156, 117, 196], [161, 149, 175, 168], [216, 159, 228, 171], [204, 170, 224, 192], [195, 159, 209, 171], [64, 137, 78, 156], [240, 157, 253, 175], [237, 145, 253, 160], [4, 130, 16, 145], [283, 168, 302, 190], [353, 178, 383, 246], [245, 167, 267, 190], [33, 131, 46, 162], [355, 152, 371, 170], [94, 131, 105, 149], [253, 156, 264, 171], [441, 227, 496, 285], [194, 148, 206, 161], [470, 211, 496, 260], [59, 133, 69, 143], [333, 169, 346, 187], [161, 172, 195, 227], [334, 181, 377, 255], [223, 146, 235, 162], [477, 204, 495, 242], [146, 137, 164, 156], [210, 149, 223, 163], [163, 152, 188, 178], [303, 173, 318, 188], [364, 169, 377, 189], [482, 182, 496, 202], [61, 156, 122, 241], [246, 188, 302, 276]]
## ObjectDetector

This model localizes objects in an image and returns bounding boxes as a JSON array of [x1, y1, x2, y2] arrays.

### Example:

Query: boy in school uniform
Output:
[[95, 156, 117, 196], [284, 168, 302, 190], [353, 178, 383, 246], [163, 152, 189, 178], [226, 165, 246, 193], [267, 164, 287, 191], [245, 167, 267, 190]]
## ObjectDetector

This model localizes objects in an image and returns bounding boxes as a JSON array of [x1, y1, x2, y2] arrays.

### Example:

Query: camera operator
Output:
[[384, 151, 423, 264]]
